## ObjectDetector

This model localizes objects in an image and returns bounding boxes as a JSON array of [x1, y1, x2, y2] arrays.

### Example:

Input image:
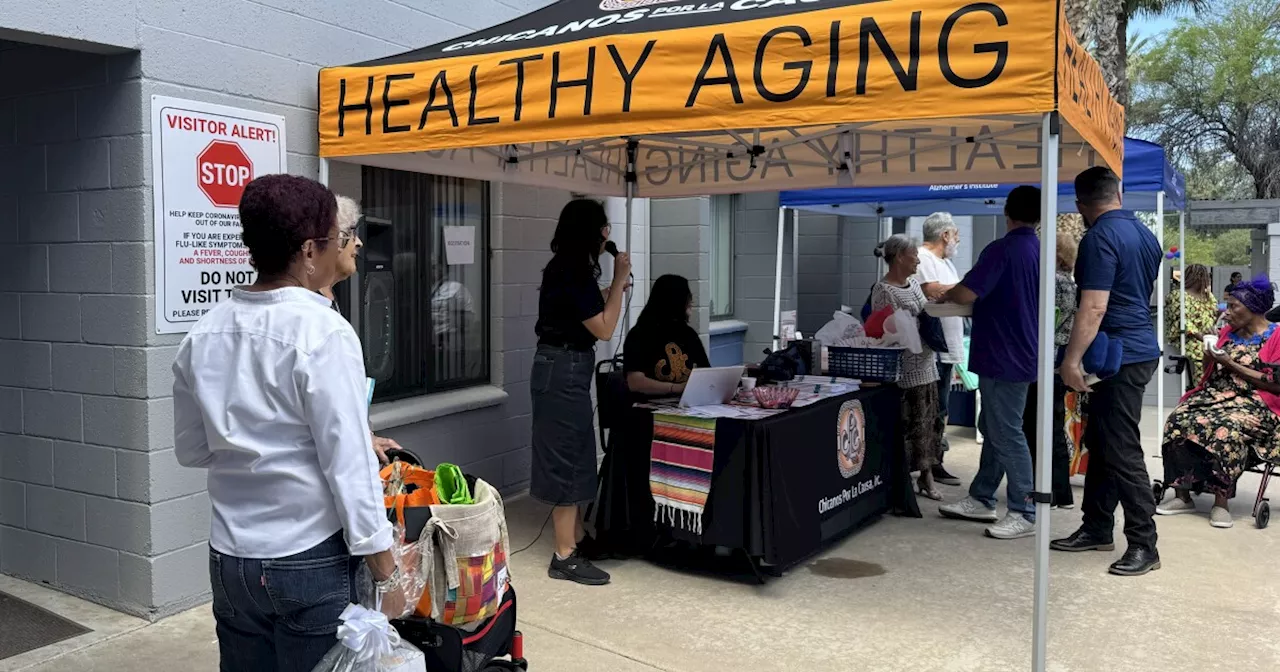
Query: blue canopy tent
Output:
[[779, 138, 1185, 216], [773, 137, 1188, 431]]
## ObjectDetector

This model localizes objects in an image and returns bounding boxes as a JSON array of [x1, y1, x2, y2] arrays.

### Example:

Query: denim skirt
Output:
[[529, 344, 598, 506]]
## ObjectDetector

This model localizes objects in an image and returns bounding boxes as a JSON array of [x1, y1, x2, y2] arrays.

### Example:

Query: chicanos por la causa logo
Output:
[[599, 0, 680, 9]]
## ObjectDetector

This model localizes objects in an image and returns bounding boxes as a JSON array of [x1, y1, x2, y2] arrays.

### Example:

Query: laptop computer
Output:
[[679, 366, 746, 408]]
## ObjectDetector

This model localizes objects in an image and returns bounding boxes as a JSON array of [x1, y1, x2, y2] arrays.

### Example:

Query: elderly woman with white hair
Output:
[[913, 212, 964, 487], [873, 234, 945, 501], [327, 194, 403, 464]]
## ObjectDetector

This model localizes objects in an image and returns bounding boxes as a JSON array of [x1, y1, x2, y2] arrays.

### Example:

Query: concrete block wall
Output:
[[0, 40, 211, 619], [733, 193, 792, 360], [795, 213, 842, 335], [842, 216, 883, 313], [0, 0, 558, 619], [651, 198, 712, 352]]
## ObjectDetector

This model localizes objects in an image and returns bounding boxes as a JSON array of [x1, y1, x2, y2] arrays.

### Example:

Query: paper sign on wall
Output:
[[443, 226, 475, 265], [151, 95, 287, 334]]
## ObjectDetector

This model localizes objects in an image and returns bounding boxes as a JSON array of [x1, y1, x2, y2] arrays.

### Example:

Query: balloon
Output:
[[1166, 252, 1175, 259], [1171, 246, 1179, 253]]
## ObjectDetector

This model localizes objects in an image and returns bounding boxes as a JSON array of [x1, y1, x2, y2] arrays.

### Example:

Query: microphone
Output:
[[603, 241, 634, 284]]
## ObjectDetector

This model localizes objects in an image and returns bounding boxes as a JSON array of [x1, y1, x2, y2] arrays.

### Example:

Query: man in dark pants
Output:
[[1056, 167, 1163, 576]]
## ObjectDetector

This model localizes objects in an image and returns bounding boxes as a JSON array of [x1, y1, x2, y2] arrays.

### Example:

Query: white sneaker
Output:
[[985, 513, 1037, 540], [939, 497, 999, 522], [1156, 497, 1197, 516], [1210, 506, 1234, 528]]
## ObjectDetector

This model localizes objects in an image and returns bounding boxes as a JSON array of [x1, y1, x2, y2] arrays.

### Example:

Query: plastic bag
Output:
[[814, 311, 865, 347], [311, 553, 427, 672], [881, 309, 922, 354], [310, 602, 425, 672]]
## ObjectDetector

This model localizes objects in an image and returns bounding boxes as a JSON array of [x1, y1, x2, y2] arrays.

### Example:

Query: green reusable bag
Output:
[[954, 336, 979, 392], [434, 462, 473, 505]]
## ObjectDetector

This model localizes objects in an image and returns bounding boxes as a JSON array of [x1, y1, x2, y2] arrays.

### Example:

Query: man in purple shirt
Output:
[[938, 186, 1041, 540]]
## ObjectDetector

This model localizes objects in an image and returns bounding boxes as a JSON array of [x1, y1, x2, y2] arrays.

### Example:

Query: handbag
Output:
[[758, 343, 809, 383], [416, 478, 511, 626], [918, 311, 949, 354]]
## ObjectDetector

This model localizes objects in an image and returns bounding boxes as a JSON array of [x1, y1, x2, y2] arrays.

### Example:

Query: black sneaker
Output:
[[549, 551, 611, 586], [932, 464, 962, 486]]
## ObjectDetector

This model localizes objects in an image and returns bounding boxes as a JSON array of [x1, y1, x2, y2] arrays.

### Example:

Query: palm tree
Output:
[[1065, 0, 1209, 107]]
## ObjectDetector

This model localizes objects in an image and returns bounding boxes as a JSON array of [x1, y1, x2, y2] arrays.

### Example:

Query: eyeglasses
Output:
[[314, 224, 362, 250]]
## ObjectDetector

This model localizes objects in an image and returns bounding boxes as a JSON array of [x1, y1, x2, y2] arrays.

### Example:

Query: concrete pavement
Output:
[[7, 408, 1279, 671]]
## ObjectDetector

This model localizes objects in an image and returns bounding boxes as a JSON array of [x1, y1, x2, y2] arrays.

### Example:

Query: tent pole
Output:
[[1032, 111, 1059, 672], [1179, 210, 1187, 361], [792, 208, 799, 336], [1156, 191, 1166, 445], [623, 140, 638, 342], [772, 207, 786, 351]]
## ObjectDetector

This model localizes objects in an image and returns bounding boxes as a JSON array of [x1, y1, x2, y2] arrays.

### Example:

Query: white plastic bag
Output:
[[880, 309, 922, 354], [310, 603, 425, 672], [814, 311, 865, 347]]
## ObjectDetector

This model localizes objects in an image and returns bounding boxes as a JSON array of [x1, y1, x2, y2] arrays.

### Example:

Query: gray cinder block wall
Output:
[[651, 198, 712, 352], [0, 0, 557, 619], [795, 213, 842, 335], [733, 192, 793, 360]]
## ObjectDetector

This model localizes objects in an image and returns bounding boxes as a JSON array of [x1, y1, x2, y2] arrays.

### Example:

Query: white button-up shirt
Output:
[[173, 287, 392, 559]]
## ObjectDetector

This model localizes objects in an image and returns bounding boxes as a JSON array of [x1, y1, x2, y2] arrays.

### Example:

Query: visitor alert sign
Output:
[[151, 95, 287, 334]]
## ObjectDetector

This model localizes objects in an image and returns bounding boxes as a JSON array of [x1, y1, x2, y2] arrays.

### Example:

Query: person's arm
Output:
[[172, 345, 214, 468], [583, 253, 631, 340], [920, 282, 957, 301], [1061, 233, 1116, 392], [297, 328, 396, 579], [1211, 348, 1280, 393], [1061, 290, 1110, 391], [626, 372, 685, 396], [943, 284, 978, 306]]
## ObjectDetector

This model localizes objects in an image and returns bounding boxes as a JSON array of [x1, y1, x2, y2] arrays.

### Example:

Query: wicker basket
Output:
[[826, 346, 902, 382]]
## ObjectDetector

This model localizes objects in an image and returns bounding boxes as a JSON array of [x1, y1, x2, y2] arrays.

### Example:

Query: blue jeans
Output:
[[970, 378, 1035, 521], [209, 532, 360, 672]]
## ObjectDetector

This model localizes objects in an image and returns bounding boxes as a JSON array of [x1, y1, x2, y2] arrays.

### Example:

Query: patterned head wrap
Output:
[[1228, 275, 1275, 316]]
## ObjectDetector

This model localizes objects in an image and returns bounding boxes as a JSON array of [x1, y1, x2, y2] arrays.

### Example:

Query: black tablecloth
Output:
[[593, 386, 910, 568]]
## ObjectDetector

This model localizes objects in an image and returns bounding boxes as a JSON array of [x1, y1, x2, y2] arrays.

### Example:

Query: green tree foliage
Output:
[[1130, 0, 1280, 198]]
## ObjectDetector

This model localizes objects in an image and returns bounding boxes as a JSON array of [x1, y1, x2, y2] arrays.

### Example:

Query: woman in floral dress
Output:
[[1165, 264, 1220, 388], [1158, 277, 1280, 528]]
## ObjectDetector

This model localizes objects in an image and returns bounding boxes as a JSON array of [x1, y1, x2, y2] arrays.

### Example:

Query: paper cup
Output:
[[1203, 334, 1218, 351], [740, 377, 757, 391]]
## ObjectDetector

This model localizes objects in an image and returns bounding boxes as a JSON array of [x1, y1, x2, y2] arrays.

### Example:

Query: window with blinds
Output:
[[337, 166, 489, 402]]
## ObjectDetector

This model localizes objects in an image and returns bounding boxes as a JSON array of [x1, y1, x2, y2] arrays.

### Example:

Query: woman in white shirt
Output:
[[172, 175, 401, 671]]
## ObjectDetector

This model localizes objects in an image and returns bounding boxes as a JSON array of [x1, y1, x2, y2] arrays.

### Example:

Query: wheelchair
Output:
[[1152, 355, 1275, 529]]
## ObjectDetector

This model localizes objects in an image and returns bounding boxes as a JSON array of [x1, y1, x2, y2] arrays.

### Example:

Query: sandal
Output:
[[915, 479, 944, 501]]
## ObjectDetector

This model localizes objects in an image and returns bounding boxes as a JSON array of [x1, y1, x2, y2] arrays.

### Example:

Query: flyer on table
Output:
[[151, 95, 288, 334]]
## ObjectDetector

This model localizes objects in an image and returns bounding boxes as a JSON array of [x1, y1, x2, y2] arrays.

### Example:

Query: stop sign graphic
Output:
[[197, 140, 254, 208]]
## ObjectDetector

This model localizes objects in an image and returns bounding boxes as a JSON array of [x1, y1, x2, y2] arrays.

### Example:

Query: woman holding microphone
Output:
[[173, 175, 403, 670], [531, 198, 630, 586]]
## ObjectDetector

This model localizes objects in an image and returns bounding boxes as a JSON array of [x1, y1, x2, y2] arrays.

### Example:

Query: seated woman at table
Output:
[[1157, 276, 1280, 528], [872, 234, 944, 502], [623, 274, 710, 397]]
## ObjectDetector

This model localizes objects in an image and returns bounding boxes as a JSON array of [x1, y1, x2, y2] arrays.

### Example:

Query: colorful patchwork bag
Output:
[[416, 477, 511, 628]]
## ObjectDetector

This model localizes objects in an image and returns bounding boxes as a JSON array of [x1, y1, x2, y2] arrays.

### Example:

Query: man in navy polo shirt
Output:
[[938, 186, 1040, 540], [1054, 167, 1163, 577]]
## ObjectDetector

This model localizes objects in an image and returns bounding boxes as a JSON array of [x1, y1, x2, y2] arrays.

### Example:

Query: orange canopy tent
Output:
[[318, 3, 1123, 670]]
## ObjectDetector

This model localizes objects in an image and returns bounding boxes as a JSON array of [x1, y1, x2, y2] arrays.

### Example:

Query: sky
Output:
[[1129, 9, 1194, 40]]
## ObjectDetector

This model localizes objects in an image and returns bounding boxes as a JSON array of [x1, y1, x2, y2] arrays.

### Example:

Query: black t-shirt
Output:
[[535, 267, 605, 350], [623, 320, 710, 384]]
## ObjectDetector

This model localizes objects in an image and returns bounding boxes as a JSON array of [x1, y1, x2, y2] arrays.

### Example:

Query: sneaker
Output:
[[1156, 497, 1197, 516], [931, 464, 962, 486], [939, 497, 999, 522], [1210, 506, 1234, 529], [985, 513, 1037, 540], [548, 551, 611, 586]]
